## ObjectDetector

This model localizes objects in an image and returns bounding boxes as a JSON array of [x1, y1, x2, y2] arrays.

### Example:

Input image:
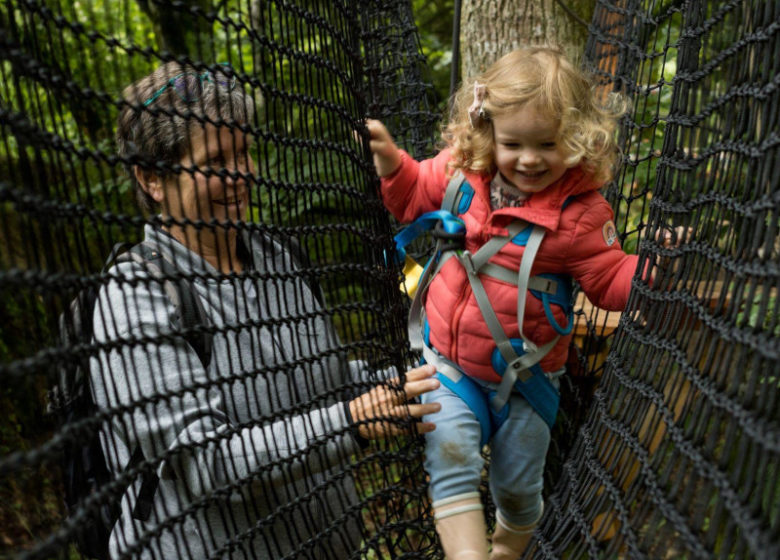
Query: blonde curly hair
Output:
[[443, 47, 628, 183]]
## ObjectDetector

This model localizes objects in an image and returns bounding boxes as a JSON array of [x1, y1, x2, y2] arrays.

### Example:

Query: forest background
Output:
[[3, 2, 772, 558], [0, 0, 460, 549], [0, 0, 601, 550]]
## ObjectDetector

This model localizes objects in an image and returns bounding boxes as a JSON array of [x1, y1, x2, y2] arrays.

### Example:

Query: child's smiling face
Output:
[[492, 103, 576, 194]]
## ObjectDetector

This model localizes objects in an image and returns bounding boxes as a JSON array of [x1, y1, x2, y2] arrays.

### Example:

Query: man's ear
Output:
[[133, 165, 164, 203]]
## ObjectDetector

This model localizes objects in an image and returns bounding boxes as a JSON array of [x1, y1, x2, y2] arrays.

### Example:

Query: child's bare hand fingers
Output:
[[354, 119, 384, 143], [362, 120, 400, 176], [655, 225, 691, 247], [368, 139, 385, 153], [365, 119, 392, 141]]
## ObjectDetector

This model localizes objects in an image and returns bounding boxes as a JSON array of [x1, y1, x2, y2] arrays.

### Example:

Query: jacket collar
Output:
[[144, 222, 256, 278], [467, 166, 602, 233]]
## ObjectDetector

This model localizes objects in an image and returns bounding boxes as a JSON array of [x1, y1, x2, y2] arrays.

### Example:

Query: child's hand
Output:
[[656, 225, 691, 248], [365, 119, 402, 177], [650, 225, 692, 284]]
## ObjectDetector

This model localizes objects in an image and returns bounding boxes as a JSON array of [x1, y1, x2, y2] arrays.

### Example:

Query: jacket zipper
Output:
[[449, 221, 488, 364], [448, 276, 471, 364]]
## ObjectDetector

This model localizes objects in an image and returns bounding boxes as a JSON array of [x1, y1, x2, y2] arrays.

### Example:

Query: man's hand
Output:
[[348, 364, 440, 439]]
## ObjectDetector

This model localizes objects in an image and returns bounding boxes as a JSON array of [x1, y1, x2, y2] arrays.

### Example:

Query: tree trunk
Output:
[[459, 0, 595, 79], [136, 0, 213, 57]]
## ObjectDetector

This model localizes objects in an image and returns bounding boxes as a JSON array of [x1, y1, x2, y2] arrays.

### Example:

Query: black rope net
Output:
[[535, 1, 779, 559], [0, 1, 439, 558], [1, 0, 778, 559]]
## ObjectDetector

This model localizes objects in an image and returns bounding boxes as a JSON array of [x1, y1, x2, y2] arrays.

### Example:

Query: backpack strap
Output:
[[103, 242, 135, 271], [51, 243, 138, 411], [112, 241, 213, 521], [126, 446, 157, 522], [122, 243, 212, 368]]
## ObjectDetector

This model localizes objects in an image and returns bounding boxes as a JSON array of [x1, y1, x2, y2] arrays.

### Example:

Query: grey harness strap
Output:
[[408, 171, 560, 414], [454, 225, 559, 412], [478, 263, 559, 294], [422, 343, 464, 383], [408, 172, 470, 351], [441, 171, 467, 214], [515, 226, 545, 352]]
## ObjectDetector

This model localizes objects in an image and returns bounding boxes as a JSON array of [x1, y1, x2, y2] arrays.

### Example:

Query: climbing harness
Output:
[[393, 172, 574, 445]]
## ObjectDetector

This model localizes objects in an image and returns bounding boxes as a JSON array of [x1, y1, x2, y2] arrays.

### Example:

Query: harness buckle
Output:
[[508, 358, 533, 382], [432, 220, 466, 252], [460, 251, 477, 276]]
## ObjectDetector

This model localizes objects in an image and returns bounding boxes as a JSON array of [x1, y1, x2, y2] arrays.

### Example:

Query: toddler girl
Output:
[[368, 47, 637, 559]]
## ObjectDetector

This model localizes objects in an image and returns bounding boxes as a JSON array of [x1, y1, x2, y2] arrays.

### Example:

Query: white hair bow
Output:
[[467, 82, 487, 128]]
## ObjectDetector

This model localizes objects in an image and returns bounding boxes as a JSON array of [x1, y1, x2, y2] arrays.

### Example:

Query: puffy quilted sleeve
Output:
[[565, 195, 640, 311], [380, 149, 453, 223]]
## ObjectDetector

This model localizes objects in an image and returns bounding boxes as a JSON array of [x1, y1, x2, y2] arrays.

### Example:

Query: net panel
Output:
[[0, 0, 439, 558], [535, 1, 779, 559], [2, 0, 779, 559]]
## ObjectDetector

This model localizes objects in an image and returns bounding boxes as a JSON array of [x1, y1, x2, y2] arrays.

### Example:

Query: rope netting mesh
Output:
[[0, 1, 777, 560], [535, 1, 779, 559], [0, 1, 439, 558]]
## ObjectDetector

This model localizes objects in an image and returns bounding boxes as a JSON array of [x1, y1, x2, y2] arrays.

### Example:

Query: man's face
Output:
[[162, 123, 255, 226]]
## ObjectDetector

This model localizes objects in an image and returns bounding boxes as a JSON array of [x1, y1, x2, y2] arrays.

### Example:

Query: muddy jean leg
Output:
[[421, 382, 484, 503], [488, 392, 551, 527]]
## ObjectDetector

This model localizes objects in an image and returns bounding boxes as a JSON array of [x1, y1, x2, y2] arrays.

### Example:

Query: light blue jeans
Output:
[[421, 375, 558, 527]]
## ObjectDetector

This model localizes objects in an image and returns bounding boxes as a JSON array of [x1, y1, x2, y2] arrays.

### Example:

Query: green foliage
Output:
[[610, 10, 683, 255], [735, 286, 778, 336], [0, 1, 220, 549], [411, 0, 454, 113], [0, 294, 63, 552]]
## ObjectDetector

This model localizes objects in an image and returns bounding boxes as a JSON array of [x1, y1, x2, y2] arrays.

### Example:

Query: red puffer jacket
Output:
[[381, 149, 639, 382]]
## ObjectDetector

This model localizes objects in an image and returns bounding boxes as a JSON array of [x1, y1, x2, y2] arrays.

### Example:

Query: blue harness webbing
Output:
[[420, 322, 558, 447], [394, 172, 574, 443]]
